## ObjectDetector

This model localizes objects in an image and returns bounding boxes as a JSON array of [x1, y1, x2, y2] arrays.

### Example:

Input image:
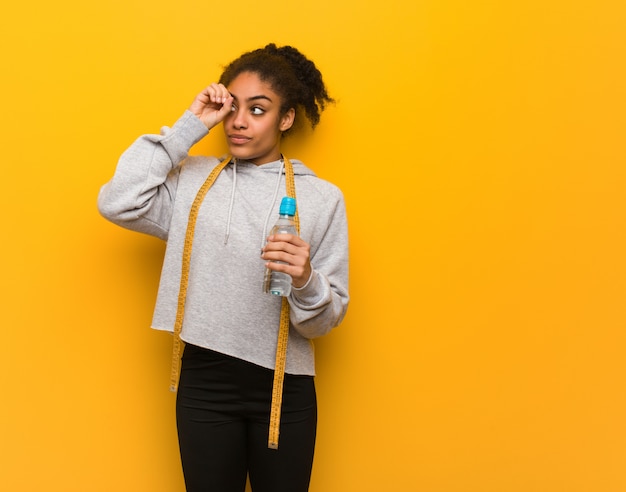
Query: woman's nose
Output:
[[231, 109, 247, 129]]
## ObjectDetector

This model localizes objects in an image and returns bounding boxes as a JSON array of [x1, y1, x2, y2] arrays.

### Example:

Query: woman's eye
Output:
[[230, 105, 237, 112], [251, 107, 265, 115]]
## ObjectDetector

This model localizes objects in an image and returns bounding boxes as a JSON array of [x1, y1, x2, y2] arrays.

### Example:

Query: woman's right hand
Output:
[[189, 83, 234, 130]]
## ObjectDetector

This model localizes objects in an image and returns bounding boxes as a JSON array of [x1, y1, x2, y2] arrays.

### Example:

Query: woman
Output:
[[98, 44, 349, 492]]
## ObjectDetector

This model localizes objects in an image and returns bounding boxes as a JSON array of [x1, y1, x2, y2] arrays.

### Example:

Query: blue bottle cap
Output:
[[279, 196, 296, 216]]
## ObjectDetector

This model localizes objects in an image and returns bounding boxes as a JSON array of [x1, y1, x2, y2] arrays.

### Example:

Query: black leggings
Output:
[[176, 344, 317, 492]]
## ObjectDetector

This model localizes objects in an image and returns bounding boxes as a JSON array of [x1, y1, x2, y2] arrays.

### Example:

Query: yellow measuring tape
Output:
[[169, 155, 299, 450], [268, 159, 299, 450]]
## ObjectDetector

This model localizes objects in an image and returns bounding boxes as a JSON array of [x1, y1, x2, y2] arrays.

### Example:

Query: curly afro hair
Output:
[[219, 44, 334, 132]]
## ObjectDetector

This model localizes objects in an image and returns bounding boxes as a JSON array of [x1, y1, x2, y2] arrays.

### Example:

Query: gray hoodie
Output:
[[98, 111, 349, 375]]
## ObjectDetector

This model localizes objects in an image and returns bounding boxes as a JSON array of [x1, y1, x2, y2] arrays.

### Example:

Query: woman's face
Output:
[[223, 72, 295, 165]]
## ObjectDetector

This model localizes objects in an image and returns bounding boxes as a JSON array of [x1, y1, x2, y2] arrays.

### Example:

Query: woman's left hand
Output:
[[261, 234, 312, 288]]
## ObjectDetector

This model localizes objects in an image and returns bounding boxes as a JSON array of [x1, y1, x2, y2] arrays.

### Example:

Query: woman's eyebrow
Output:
[[230, 93, 273, 103]]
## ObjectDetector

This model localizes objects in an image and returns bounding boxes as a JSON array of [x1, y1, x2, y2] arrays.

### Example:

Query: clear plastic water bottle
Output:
[[263, 196, 297, 296]]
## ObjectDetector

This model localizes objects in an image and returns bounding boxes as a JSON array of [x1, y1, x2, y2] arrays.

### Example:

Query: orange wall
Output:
[[2, 1, 626, 491]]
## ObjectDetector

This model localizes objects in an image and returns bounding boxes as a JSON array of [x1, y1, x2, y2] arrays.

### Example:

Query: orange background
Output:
[[1, 1, 625, 490]]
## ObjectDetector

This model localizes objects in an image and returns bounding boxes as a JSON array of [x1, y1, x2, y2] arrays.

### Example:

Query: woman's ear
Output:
[[280, 108, 296, 132]]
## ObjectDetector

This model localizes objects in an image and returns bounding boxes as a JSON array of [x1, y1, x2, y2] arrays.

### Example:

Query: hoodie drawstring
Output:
[[224, 157, 284, 248], [261, 158, 285, 250], [224, 158, 238, 245]]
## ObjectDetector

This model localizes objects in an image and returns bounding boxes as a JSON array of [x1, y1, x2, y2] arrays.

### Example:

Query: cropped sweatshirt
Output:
[[97, 111, 349, 375]]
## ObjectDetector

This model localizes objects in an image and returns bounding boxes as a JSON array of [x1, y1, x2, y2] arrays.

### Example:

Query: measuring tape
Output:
[[169, 155, 299, 450], [268, 158, 299, 449], [169, 156, 232, 392]]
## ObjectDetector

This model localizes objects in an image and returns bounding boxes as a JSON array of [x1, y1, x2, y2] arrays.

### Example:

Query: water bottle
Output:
[[263, 196, 297, 296]]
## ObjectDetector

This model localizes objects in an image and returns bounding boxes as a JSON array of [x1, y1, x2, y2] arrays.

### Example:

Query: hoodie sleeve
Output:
[[97, 111, 209, 240], [288, 189, 350, 339]]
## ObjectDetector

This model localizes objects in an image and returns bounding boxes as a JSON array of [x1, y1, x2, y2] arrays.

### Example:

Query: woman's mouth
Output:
[[228, 134, 251, 145]]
